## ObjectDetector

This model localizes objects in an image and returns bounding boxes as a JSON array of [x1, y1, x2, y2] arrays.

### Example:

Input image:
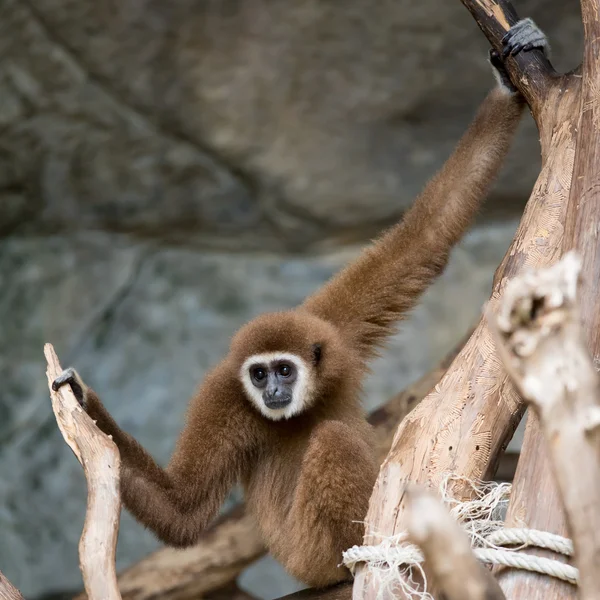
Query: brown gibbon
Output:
[[53, 19, 547, 588]]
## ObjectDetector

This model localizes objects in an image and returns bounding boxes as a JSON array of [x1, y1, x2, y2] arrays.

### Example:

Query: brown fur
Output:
[[61, 78, 525, 587]]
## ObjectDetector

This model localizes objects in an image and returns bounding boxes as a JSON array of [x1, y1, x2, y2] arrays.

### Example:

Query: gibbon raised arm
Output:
[[52, 19, 548, 589], [303, 44, 532, 359]]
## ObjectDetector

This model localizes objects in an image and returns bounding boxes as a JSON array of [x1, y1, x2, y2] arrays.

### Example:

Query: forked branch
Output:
[[44, 344, 122, 600], [488, 252, 600, 600]]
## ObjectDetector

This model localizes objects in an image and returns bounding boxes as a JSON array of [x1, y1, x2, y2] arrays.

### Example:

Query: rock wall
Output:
[[0, 0, 583, 597], [1, 0, 581, 247]]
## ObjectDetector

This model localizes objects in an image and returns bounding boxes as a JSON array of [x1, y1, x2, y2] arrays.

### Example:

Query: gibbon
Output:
[[53, 19, 547, 588]]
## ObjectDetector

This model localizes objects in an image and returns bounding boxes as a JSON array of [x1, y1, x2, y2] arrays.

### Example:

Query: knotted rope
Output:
[[342, 476, 577, 599]]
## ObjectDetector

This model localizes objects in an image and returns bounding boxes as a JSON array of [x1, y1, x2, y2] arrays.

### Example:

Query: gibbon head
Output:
[[229, 310, 354, 421]]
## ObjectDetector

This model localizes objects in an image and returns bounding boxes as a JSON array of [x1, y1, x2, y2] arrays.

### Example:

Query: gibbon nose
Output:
[[263, 387, 292, 409]]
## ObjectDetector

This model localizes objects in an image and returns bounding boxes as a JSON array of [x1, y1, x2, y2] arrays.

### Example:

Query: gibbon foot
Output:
[[502, 17, 549, 58], [52, 367, 87, 408]]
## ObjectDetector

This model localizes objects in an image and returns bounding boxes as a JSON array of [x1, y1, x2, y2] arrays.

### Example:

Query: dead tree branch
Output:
[[114, 506, 263, 600], [0, 571, 25, 600], [352, 1, 583, 597], [489, 252, 600, 600], [44, 344, 121, 600], [459, 0, 556, 112], [405, 487, 506, 600]]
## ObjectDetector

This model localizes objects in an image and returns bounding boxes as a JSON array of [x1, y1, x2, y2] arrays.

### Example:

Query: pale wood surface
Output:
[[495, 412, 574, 600], [45, 344, 122, 600], [0, 571, 25, 600], [490, 253, 600, 600]]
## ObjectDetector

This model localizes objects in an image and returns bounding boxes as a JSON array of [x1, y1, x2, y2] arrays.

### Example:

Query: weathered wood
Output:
[[0, 571, 25, 600], [114, 506, 264, 600], [494, 411, 574, 599], [460, 0, 556, 115], [563, 0, 600, 350], [406, 487, 506, 600], [352, 2, 579, 597], [45, 344, 121, 600], [495, 0, 600, 595], [490, 252, 600, 600]]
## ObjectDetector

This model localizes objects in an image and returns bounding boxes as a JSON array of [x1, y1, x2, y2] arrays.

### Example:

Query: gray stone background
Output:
[[0, 0, 582, 598]]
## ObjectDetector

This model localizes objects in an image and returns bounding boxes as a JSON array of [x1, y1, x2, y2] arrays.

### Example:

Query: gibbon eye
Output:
[[252, 367, 266, 382], [279, 364, 291, 377]]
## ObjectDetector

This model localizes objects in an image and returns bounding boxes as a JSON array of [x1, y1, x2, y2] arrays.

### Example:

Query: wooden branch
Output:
[[459, 0, 556, 112], [406, 487, 506, 600], [114, 506, 264, 600], [489, 252, 600, 600], [495, 411, 574, 599], [0, 571, 25, 600], [352, 4, 583, 598], [44, 344, 121, 600], [563, 0, 600, 368]]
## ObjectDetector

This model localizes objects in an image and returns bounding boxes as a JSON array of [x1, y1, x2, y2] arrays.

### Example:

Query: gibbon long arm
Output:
[[303, 85, 525, 359], [56, 366, 262, 547]]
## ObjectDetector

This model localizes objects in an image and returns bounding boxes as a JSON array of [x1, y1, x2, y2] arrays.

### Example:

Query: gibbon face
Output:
[[240, 351, 315, 420], [230, 310, 359, 421]]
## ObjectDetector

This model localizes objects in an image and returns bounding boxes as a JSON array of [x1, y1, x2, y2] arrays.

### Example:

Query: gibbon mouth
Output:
[[264, 395, 293, 410]]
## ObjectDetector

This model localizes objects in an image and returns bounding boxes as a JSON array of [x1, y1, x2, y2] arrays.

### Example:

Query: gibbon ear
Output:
[[311, 343, 322, 366]]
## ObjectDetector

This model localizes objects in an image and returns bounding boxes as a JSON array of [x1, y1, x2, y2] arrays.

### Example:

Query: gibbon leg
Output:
[[282, 420, 378, 587]]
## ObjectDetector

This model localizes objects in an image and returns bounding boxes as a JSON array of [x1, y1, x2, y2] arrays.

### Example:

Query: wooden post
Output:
[[495, 411, 574, 599], [489, 252, 600, 599], [352, 1, 582, 598]]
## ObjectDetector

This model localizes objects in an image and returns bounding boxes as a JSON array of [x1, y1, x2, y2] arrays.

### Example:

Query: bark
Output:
[[495, 0, 600, 595], [489, 252, 600, 600], [44, 344, 121, 600], [113, 506, 264, 600], [352, 1, 582, 598], [0, 571, 25, 600], [494, 410, 574, 599]]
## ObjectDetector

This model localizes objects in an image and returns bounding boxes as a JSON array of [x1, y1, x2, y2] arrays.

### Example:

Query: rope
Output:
[[475, 548, 578, 585], [343, 540, 578, 586], [486, 527, 574, 556], [341, 476, 579, 597]]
